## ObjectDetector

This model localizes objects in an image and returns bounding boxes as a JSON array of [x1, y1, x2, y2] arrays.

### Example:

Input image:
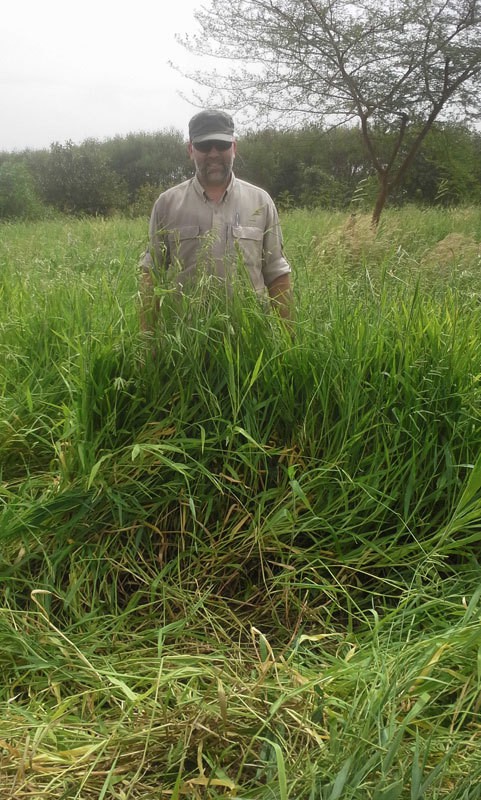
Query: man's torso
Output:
[[147, 175, 290, 292]]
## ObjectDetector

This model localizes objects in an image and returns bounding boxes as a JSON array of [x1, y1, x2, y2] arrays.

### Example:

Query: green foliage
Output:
[[2, 209, 481, 797], [103, 129, 191, 201], [236, 125, 369, 207], [41, 139, 129, 215], [129, 181, 162, 218], [0, 159, 43, 220], [3, 122, 481, 219], [402, 124, 481, 206]]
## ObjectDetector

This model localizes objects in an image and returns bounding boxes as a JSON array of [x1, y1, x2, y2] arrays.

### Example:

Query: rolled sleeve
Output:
[[146, 200, 169, 274], [262, 201, 291, 287]]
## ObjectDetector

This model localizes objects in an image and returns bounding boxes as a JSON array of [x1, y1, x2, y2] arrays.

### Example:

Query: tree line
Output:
[[1, 122, 481, 221]]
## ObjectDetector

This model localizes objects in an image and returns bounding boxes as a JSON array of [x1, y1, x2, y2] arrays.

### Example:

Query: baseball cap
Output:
[[188, 109, 235, 144]]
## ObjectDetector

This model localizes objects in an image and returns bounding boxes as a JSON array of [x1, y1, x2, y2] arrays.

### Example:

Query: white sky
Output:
[[0, 0, 213, 152]]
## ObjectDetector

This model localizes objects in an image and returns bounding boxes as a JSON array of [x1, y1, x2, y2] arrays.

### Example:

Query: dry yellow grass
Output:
[[313, 212, 400, 266], [421, 232, 481, 269]]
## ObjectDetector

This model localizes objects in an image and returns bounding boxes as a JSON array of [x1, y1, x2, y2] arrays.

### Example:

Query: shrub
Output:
[[0, 160, 44, 220]]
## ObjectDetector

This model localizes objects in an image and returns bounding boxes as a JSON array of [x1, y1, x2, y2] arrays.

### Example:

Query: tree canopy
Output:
[[181, 0, 481, 222], [2, 123, 481, 219]]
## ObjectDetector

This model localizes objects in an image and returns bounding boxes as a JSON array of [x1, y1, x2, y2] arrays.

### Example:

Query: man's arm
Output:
[[267, 273, 293, 321], [261, 194, 293, 321], [139, 197, 170, 330], [139, 266, 159, 332]]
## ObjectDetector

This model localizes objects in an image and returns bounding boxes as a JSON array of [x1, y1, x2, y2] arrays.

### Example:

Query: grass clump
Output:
[[1, 208, 481, 798]]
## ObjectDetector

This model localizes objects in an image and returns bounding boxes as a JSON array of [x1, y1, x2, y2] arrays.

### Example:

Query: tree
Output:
[[0, 159, 43, 220], [42, 140, 128, 215], [402, 123, 481, 205], [236, 126, 362, 206], [180, 0, 481, 224], [103, 130, 190, 201]]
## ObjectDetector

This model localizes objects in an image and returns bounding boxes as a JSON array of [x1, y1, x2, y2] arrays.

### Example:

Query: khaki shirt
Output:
[[143, 174, 291, 292]]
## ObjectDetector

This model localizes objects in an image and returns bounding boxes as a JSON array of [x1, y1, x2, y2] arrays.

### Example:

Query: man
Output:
[[141, 109, 292, 322]]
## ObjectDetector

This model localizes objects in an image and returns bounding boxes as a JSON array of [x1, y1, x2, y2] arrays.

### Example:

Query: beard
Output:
[[194, 155, 234, 187]]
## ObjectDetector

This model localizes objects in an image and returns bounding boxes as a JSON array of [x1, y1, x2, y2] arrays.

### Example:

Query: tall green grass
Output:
[[1, 208, 481, 799]]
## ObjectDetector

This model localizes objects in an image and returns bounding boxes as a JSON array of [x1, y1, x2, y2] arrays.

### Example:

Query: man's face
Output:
[[189, 140, 236, 188]]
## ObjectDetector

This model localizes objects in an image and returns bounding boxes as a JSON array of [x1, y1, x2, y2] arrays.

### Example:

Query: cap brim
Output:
[[192, 132, 234, 143]]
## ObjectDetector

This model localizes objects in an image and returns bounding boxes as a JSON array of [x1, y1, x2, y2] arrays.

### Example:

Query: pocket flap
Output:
[[232, 226, 263, 241], [169, 226, 200, 241]]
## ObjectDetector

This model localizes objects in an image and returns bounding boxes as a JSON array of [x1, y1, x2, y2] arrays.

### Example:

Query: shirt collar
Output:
[[192, 172, 236, 202]]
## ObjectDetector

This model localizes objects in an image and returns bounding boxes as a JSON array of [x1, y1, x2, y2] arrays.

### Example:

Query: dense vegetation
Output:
[[1, 207, 481, 798], [1, 122, 481, 220]]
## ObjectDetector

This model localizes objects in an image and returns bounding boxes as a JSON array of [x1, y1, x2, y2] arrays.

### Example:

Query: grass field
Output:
[[1, 206, 481, 799]]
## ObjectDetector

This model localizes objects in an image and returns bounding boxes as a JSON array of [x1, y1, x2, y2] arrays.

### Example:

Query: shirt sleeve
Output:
[[142, 198, 170, 274], [261, 198, 291, 287]]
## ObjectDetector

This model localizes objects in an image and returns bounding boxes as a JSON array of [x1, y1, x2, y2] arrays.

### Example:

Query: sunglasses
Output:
[[193, 140, 233, 153]]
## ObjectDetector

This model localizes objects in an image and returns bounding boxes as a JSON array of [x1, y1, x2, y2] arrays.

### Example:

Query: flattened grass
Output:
[[1, 208, 481, 798]]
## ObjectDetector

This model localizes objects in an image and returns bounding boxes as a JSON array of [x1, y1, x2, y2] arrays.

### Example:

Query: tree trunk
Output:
[[371, 176, 390, 227]]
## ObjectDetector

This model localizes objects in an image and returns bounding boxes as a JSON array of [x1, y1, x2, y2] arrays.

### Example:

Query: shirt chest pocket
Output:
[[167, 226, 200, 266], [232, 226, 263, 266]]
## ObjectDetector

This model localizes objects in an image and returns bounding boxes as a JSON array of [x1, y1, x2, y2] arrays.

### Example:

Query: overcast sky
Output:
[[1, 0, 213, 152]]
